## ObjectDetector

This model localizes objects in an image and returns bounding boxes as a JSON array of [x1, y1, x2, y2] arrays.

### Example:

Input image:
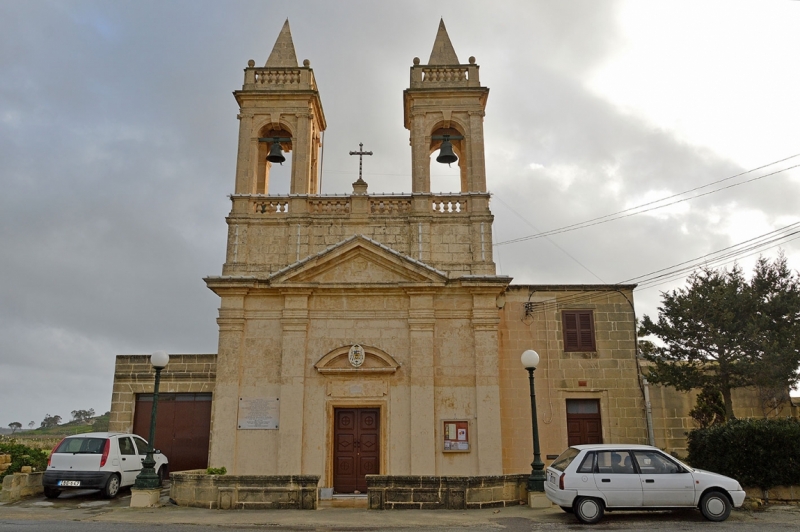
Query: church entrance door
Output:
[[333, 408, 380, 494]]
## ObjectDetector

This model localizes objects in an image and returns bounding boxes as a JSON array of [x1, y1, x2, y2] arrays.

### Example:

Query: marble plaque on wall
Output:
[[237, 397, 280, 429]]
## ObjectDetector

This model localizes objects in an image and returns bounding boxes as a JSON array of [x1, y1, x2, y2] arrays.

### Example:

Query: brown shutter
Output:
[[563, 312, 579, 350], [562, 310, 595, 352]]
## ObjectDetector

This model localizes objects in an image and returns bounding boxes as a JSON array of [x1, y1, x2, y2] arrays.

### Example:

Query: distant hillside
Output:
[[10, 412, 110, 439]]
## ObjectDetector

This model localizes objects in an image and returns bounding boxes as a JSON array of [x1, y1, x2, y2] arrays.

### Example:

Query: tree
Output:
[[27, 421, 34, 430], [8, 422, 22, 434], [640, 254, 800, 421], [40, 414, 62, 428], [71, 409, 95, 422]]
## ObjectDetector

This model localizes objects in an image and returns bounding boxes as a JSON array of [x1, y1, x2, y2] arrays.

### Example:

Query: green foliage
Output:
[[206, 466, 227, 475], [640, 254, 800, 420], [0, 437, 49, 481], [92, 412, 110, 432], [689, 387, 726, 428], [687, 418, 800, 490], [71, 409, 95, 422], [39, 414, 62, 428]]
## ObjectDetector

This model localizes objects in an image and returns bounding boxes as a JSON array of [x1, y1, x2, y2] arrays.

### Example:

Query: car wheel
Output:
[[102, 473, 121, 499], [700, 490, 731, 522], [574, 497, 604, 524], [560, 505, 574, 513], [43, 487, 61, 499], [157, 466, 166, 484]]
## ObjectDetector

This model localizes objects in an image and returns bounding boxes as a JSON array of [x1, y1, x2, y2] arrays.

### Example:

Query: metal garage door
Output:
[[133, 393, 212, 474]]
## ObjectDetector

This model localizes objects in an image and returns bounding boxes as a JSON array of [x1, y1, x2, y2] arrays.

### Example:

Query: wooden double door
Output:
[[333, 408, 380, 493], [566, 399, 602, 446]]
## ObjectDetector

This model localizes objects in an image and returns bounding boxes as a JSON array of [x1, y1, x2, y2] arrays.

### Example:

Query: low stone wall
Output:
[[0, 472, 44, 503], [745, 486, 800, 503], [0, 454, 11, 474], [169, 470, 319, 509], [366, 475, 528, 510]]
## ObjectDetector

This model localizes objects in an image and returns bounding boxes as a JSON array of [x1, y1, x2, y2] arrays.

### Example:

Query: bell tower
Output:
[[233, 19, 326, 195], [404, 19, 489, 193]]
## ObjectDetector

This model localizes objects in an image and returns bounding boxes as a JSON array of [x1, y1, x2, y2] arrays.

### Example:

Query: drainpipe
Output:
[[642, 378, 656, 447]]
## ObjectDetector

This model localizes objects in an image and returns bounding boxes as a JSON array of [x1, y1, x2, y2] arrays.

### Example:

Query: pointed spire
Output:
[[427, 18, 460, 65], [265, 19, 299, 67]]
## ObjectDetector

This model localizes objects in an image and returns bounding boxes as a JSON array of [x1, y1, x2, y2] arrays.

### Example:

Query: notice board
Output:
[[442, 420, 470, 452]]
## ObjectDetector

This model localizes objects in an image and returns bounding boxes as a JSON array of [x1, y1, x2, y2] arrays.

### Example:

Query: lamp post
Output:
[[521, 349, 545, 492], [134, 351, 169, 490]]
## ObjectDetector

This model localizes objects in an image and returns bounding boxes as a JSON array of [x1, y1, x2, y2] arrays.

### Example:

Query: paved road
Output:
[[1, 487, 799, 531]]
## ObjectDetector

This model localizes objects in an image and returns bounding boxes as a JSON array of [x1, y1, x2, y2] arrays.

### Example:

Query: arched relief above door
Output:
[[314, 345, 400, 375]]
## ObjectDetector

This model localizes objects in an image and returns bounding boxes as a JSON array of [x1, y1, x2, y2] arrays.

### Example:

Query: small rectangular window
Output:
[[562, 310, 596, 352]]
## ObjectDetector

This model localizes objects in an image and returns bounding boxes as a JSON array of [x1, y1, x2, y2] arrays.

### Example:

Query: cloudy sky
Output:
[[2, 0, 799, 428]]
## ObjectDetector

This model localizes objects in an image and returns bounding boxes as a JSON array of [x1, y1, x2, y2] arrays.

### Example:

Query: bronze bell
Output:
[[436, 138, 458, 165], [266, 142, 285, 164]]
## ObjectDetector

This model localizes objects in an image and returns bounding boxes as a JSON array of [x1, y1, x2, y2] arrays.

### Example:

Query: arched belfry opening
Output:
[[428, 124, 467, 193], [404, 19, 489, 194], [232, 19, 326, 196]]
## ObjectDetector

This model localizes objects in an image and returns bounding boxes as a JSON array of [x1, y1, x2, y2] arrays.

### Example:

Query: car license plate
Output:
[[58, 480, 80, 486], [548, 472, 557, 484]]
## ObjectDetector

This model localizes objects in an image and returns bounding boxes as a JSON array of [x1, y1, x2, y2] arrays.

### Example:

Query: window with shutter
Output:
[[562, 310, 596, 352]]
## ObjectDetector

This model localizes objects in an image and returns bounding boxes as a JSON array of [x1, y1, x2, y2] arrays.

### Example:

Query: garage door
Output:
[[133, 393, 212, 474]]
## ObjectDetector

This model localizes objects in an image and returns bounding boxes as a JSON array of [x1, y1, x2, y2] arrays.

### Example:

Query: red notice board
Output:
[[442, 420, 470, 452]]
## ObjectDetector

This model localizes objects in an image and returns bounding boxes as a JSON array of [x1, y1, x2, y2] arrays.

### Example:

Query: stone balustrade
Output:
[[233, 193, 487, 218], [243, 67, 317, 91], [410, 64, 481, 88]]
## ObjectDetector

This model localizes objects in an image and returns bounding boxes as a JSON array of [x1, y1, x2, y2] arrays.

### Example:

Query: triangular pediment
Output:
[[268, 235, 447, 286]]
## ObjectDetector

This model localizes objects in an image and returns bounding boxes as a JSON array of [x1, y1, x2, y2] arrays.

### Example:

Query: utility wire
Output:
[[495, 155, 800, 247]]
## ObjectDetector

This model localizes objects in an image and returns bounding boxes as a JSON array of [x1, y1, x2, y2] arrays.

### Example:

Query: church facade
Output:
[[110, 21, 652, 496]]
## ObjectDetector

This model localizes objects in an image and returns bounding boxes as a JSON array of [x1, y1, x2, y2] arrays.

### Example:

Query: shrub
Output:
[[207, 466, 227, 475], [0, 437, 49, 481], [687, 418, 800, 490]]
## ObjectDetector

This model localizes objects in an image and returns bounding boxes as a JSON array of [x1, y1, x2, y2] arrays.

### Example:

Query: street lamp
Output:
[[521, 349, 545, 492], [134, 350, 169, 490]]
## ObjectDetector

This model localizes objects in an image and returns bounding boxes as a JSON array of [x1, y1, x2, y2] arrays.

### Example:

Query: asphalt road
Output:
[[1, 486, 799, 531]]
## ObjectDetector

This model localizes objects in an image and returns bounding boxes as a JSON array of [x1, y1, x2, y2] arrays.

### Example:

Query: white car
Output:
[[42, 432, 169, 499], [544, 444, 746, 524]]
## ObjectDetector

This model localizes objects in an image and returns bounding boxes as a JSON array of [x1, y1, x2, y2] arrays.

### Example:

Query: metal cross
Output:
[[349, 142, 373, 181]]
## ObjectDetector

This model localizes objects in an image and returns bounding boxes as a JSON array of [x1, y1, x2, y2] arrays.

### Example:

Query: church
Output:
[[110, 20, 655, 508]]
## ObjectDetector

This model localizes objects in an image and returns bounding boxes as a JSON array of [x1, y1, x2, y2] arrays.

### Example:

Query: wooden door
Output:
[[133, 393, 212, 474], [566, 399, 602, 446], [333, 408, 379, 493]]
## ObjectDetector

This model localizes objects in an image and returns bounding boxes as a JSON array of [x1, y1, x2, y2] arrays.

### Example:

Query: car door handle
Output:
[[601, 479, 611, 483], [645, 479, 655, 483], [122, 457, 126, 461]]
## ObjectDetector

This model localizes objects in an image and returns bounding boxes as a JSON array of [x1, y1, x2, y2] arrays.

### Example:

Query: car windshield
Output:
[[551, 447, 580, 471], [54, 437, 107, 454]]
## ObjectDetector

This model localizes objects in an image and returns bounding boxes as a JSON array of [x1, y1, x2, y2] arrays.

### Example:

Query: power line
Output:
[[494, 154, 800, 247]]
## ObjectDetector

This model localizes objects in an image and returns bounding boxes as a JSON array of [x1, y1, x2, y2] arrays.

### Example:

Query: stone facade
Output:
[[109, 20, 800, 509], [498, 285, 647, 473], [108, 354, 216, 433]]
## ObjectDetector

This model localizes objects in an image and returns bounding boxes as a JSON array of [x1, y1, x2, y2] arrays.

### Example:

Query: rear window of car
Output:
[[551, 448, 580, 472], [54, 437, 107, 454]]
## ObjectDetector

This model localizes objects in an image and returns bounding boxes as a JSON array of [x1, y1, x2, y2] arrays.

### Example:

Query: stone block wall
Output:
[[169, 470, 319, 509], [498, 285, 648, 474], [0, 472, 43, 503], [109, 354, 217, 433], [647, 383, 799, 456], [0, 454, 11, 475], [366, 475, 527, 509]]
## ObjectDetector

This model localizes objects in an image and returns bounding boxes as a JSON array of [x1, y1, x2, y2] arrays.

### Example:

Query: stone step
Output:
[[318, 495, 368, 509]]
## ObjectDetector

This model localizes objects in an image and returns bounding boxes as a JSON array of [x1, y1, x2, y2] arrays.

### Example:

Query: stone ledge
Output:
[[0, 472, 44, 503], [366, 474, 527, 510], [170, 470, 319, 510]]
